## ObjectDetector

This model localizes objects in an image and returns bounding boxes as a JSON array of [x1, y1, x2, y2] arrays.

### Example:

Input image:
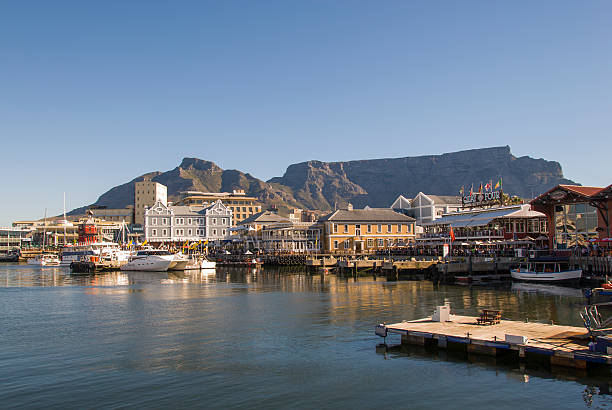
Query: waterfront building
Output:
[[144, 199, 232, 244], [176, 190, 262, 226], [0, 227, 34, 253], [289, 208, 319, 223], [391, 192, 462, 226], [319, 205, 416, 254], [260, 222, 322, 253], [232, 211, 289, 250], [530, 184, 611, 249], [135, 180, 167, 226], [421, 204, 548, 245]]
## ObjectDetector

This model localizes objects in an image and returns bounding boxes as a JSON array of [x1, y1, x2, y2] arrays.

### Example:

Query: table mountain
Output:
[[71, 146, 576, 215]]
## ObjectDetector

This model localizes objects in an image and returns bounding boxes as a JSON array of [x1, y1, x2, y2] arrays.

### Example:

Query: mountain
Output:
[[270, 146, 576, 208], [71, 146, 576, 215]]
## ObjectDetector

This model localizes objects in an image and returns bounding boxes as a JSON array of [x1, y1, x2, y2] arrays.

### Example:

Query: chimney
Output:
[[347, 203, 353, 211]]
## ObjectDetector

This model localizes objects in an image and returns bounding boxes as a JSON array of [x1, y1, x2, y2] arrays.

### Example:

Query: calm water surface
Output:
[[0, 264, 609, 409]]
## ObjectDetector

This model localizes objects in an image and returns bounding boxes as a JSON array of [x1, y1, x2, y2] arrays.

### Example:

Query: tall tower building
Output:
[[134, 180, 167, 225]]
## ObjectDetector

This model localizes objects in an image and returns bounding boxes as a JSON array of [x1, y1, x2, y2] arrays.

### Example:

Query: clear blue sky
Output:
[[1, 1, 610, 225]]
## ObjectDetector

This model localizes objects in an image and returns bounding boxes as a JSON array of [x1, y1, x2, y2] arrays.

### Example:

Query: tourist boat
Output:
[[27, 254, 61, 266], [60, 242, 131, 266], [510, 258, 582, 283], [120, 249, 175, 272]]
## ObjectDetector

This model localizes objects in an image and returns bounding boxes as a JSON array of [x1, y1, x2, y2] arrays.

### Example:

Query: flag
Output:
[[183, 241, 189, 248], [469, 184, 474, 195], [459, 186, 464, 196], [142, 240, 148, 246], [494, 177, 502, 190], [485, 180, 492, 191], [449, 226, 456, 242], [128, 240, 133, 246], [478, 182, 483, 194]]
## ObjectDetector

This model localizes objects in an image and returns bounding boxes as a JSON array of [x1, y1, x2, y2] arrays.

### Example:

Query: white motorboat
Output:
[[60, 242, 131, 266], [168, 253, 189, 271], [185, 256, 216, 270], [120, 249, 175, 272], [510, 259, 582, 283], [27, 254, 61, 266]]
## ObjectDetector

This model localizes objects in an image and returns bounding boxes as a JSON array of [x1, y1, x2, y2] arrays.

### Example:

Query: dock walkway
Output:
[[378, 315, 612, 370]]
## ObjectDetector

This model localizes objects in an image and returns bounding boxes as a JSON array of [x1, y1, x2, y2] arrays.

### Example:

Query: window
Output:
[[540, 220, 548, 233], [152, 218, 157, 225], [222, 218, 227, 225], [152, 229, 157, 236], [188, 229, 192, 236], [367, 224, 372, 233], [188, 218, 192, 225], [377, 238, 384, 247], [344, 240, 350, 249], [213, 229, 217, 236], [222, 229, 226, 236], [163, 218, 168, 225], [344, 224, 349, 233], [355, 224, 361, 236], [242, 207, 246, 212], [397, 224, 402, 233], [333, 240, 338, 249], [377, 224, 382, 233], [387, 224, 392, 232], [333, 223, 338, 233], [367, 238, 374, 247], [213, 218, 217, 225]]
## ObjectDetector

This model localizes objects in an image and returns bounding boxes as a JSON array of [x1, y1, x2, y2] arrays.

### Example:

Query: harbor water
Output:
[[0, 264, 609, 409]]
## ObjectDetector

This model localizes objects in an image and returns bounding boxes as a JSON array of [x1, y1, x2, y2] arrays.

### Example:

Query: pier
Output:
[[377, 314, 612, 370]]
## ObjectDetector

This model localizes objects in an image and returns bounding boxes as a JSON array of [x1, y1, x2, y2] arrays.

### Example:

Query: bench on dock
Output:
[[476, 309, 501, 326]]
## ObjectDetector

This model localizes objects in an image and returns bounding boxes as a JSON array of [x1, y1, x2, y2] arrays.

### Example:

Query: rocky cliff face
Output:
[[72, 146, 576, 215]]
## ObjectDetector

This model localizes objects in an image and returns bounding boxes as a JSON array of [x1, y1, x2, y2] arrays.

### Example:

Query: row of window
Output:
[[150, 217, 229, 226], [150, 228, 227, 237], [503, 220, 547, 233], [332, 223, 412, 234], [333, 238, 406, 249]]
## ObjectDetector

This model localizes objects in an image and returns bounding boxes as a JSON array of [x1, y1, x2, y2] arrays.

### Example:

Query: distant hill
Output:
[[70, 146, 576, 215]]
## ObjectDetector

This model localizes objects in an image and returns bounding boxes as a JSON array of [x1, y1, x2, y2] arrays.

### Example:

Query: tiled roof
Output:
[[319, 208, 415, 222], [559, 185, 604, 197], [240, 211, 289, 224]]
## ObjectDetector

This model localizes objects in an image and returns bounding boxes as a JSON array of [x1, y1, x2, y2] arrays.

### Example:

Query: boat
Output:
[[168, 253, 189, 271], [0, 250, 20, 263], [120, 249, 175, 272], [61, 242, 132, 266], [27, 253, 61, 266], [185, 256, 216, 270], [510, 257, 582, 283]]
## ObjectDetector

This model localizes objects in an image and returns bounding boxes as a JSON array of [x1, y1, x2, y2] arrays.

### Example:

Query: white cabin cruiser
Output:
[[168, 253, 189, 271], [60, 242, 130, 266], [120, 249, 175, 272]]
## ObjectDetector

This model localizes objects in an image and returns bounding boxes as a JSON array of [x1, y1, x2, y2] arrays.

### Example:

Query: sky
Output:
[[1, 1, 611, 225]]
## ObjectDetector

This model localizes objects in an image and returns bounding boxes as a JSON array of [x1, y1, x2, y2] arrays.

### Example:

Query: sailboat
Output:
[[27, 208, 60, 267]]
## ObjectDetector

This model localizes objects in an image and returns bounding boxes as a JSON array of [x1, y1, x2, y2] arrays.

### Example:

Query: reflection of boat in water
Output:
[[511, 258, 581, 284], [511, 282, 583, 298], [27, 254, 61, 266]]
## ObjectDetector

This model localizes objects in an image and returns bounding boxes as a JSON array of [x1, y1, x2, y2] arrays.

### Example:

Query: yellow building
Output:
[[176, 190, 262, 226], [320, 205, 416, 254], [135, 180, 167, 225]]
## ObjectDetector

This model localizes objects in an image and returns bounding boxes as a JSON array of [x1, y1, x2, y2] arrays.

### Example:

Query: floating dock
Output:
[[376, 314, 612, 370]]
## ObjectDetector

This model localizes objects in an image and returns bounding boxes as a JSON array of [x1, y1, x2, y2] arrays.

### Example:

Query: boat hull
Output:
[[510, 268, 582, 283], [120, 256, 173, 272]]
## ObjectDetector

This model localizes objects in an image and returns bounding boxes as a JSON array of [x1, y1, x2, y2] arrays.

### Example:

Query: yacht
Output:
[[120, 249, 175, 272], [61, 242, 133, 266], [185, 256, 216, 270], [27, 254, 61, 266]]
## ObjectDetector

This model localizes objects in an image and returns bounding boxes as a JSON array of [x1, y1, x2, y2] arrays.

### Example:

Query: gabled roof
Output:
[[319, 208, 415, 223], [239, 211, 289, 225], [531, 184, 609, 205]]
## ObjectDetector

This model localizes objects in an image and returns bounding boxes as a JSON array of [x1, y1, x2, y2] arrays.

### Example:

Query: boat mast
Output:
[[63, 192, 67, 246], [42, 208, 47, 252]]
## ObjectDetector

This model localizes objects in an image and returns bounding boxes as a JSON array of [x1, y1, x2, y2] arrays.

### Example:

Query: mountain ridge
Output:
[[70, 146, 576, 216]]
